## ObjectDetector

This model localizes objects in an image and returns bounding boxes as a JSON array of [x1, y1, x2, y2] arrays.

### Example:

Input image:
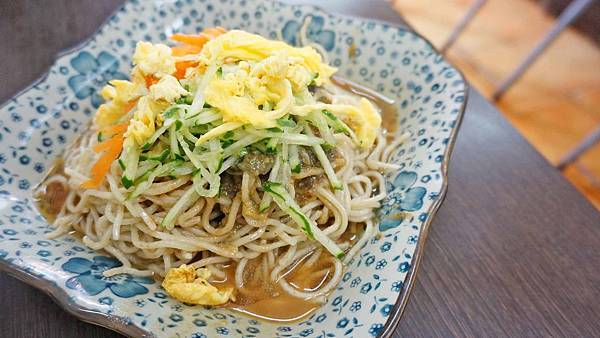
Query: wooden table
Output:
[[1, 1, 599, 337]]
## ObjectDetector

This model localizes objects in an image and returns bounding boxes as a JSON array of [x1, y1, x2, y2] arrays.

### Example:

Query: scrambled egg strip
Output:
[[162, 265, 233, 306], [291, 99, 382, 147], [95, 79, 146, 127], [133, 41, 177, 78], [200, 30, 336, 86]]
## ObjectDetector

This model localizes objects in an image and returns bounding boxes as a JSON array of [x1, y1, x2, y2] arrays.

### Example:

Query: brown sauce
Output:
[[207, 252, 335, 323], [339, 222, 364, 244], [234, 291, 318, 323], [207, 223, 365, 323], [33, 160, 69, 223]]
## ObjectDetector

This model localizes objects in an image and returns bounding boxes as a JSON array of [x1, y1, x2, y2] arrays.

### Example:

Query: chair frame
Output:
[[441, 0, 598, 169]]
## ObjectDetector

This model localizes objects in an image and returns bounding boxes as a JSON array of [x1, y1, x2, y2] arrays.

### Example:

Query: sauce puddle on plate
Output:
[[210, 253, 336, 322]]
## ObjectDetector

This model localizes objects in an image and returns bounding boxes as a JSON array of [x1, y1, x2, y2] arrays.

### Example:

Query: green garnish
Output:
[[163, 107, 179, 118], [309, 73, 319, 87], [175, 96, 193, 105], [121, 176, 133, 189], [238, 147, 249, 158], [220, 139, 235, 148], [276, 118, 296, 128]]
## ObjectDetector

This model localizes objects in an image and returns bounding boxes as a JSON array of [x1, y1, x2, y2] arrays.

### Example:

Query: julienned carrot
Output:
[[169, 27, 227, 78], [170, 33, 211, 47], [82, 133, 125, 189], [171, 44, 203, 56], [101, 122, 129, 137], [83, 122, 128, 189], [204, 26, 227, 36], [169, 26, 226, 47], [173, 60, 199, 79], [93, 132, 124, 153], [123, 100, 137, 114], [144, 75, 159, 88]]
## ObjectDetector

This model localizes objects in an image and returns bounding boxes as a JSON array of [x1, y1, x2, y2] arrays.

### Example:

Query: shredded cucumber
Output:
[[181, 129, 199, 144], [223, 134, 262, 157], [266, 138, 279, 154], [322, 110, 359, 144], [303, 125, 343, 190], [169, 124, 180, 159], [289, 144, 301, 173], [161, 186, 199, 229], [279, 143, 292, 192], [263, 181, 344, 259], [128, 161, 177, 199], [189, 64, 218, 116], [142, 119, 176, 151], [177, 133, 202, 169], [246, 128, 323, 146], [281, 140, 289, 158], [192, 168, 220, 197], [276, 118, 296, 128], [217, 156, 239, 175], [206, 139, 223, 173], [120, 146, 141, 189], [306, 112, 335, 147], [168, 161, 195, 176], [135, 160, 160, 181], [140, 148, 170, 163], [259, 151, 281, 212], [184, 109, 220, 127]]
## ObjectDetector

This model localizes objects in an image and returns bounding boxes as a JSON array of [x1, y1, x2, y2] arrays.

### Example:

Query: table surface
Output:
[[1, 1, 599, 337]]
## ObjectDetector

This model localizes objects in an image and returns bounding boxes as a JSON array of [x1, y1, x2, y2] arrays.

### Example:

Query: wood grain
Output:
[[0, 273, 123, 338], [0, 1, 599, 337], [0, 0, 123, 103], [391, 0, 600, 210], [394, 92, 600, 337]]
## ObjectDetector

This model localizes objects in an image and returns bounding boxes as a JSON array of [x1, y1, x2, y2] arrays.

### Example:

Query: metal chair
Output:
[[441, 0, 598, 169], [440, 0, 487, 54]]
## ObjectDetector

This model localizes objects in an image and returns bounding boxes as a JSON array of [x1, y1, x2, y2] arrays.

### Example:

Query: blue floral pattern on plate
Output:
[[282, 15, 336, 51], [67, 51, 127, 108], [0, 0, 466, 337], [379, 171, 427, 231], [63, 256, 153, 297]]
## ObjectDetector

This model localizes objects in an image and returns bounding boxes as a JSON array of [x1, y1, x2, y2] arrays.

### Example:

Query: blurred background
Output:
[[392, 0, 600, 209]]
